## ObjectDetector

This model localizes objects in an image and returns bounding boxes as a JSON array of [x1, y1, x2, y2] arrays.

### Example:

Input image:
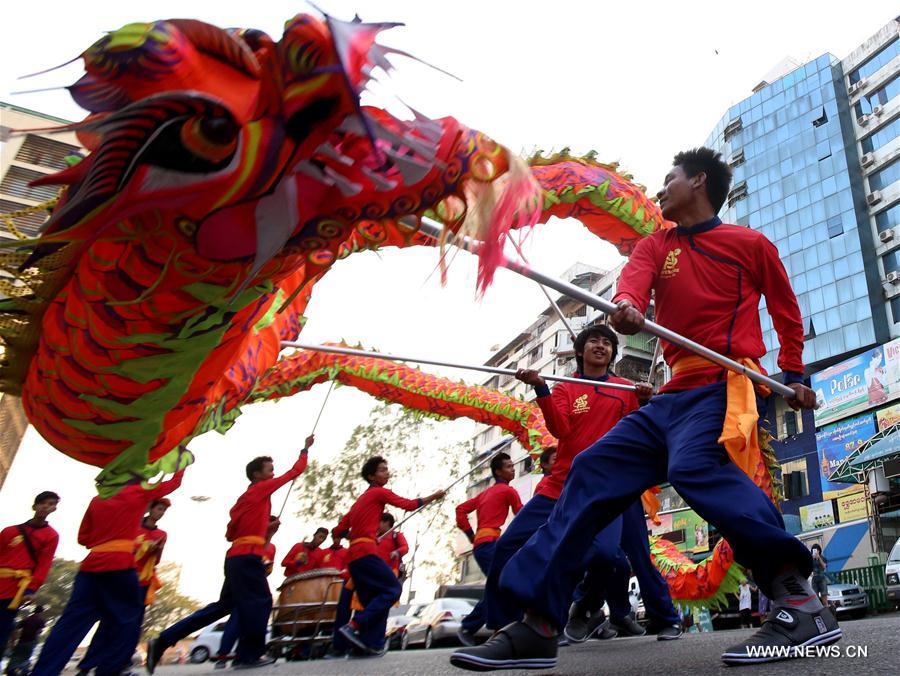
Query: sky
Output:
[[0, 1, 896, 603]]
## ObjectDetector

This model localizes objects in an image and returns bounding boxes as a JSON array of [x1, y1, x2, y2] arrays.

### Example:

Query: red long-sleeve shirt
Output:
[[535, 374, 639, 501], [455, 481, 522, 546], [78, 471, 184, 573], [134, 520, 167, 586], [319, 544, 348, 572], [376, 531, 409, 575], [332, 486, 421, 564], [0, 521, 59, 598], [613, 219, 805, 392], [226, 453, 308, 559], [282, 542, 324, 578]]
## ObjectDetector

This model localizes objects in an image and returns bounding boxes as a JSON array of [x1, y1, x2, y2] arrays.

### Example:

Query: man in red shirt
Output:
[[451, 325, 646, 664], [147, 437, 314, 672], [375, 513, 409, 578], [451, 148, 831, 672], [320, 538, 348, 572], [282, 527, 329, 578], [330, 456, 444, 655], [32, 470, 184, 676], [0, 491, 60, 655], [455, 451, 522, 643], [76, 497, 173, 673]]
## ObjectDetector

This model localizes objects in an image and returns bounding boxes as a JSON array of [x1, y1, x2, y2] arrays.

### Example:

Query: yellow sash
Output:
[[231, 536, 266, 547], [349, 537, 375, 546], [0, 568, 32, 609], [474, 527, 501, 541], [671, 355, 771, 479], [90, 539, 135, 554]]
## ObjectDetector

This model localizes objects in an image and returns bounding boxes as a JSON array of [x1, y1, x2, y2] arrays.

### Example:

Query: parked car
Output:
[[385, 603, 425, 650], [886, 537, 900, 609], [188, 619, 272, 663], [827, 582, 869, 619], [401, 598, 490, 649]]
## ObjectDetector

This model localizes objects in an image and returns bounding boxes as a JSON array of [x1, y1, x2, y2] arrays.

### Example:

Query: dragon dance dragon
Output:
[[0, 12, 777, 606]]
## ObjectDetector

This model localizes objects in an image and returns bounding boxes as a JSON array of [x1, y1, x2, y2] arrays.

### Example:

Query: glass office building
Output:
[[706, 54, 890, 377]]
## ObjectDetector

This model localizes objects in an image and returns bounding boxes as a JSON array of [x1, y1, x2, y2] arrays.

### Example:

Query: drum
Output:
[[273, 568, 343, 636]]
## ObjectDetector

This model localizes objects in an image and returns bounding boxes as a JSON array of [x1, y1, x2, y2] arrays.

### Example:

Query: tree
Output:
[[142, 562, 202, 638], [292, 403, 471, 593], [31, 557, 200, 638]]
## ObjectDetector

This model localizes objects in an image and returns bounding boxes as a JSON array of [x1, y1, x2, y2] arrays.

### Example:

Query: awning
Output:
[[828, 422, 900, 484]]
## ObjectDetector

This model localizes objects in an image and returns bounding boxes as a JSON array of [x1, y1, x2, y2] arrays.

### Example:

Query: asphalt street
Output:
[[145, 612, 899, 676]]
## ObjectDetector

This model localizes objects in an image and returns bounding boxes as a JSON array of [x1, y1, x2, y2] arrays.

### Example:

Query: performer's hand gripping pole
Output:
[[413, 216, 795, 399]]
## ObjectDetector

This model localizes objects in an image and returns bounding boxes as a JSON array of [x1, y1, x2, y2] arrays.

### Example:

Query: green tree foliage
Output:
[[293, 403, 471, 589], [32, 558, 200, 638]]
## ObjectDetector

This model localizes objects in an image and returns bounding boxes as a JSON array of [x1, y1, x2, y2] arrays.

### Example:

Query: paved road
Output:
[[147, 613, 898, 676]]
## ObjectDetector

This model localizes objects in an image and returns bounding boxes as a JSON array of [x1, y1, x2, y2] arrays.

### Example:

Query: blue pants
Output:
[[573, 537, 632, 619], [460, 541, 497, 633], [0, 602, 19, 660], [217, 612, 240, 657], [346, 555, 401, 651], [32, 570, 142, 676], [330, 584, 354, 653], [78, 585, 150, 669], [500, 383, 813, 629], [158, 555, 271, 664]]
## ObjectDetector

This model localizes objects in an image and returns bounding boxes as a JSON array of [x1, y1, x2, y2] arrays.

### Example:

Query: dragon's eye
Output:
[[180, 115, 239, 163], [134, 113, 239, 173]]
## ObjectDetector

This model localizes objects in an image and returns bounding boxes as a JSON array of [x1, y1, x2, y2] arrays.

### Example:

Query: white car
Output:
[[886, 538, 900, 608], [188, 619, 272, 663]]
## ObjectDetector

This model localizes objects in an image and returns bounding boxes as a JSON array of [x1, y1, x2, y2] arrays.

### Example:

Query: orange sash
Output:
[[231, 536, 266, 547], [350, 537, 375, 546], [641, 487, 662, 525], [0, 568, 32, 609], [474, 527, 501, 542], [671, 355, 771, 479], [90, 539, 135, 554]]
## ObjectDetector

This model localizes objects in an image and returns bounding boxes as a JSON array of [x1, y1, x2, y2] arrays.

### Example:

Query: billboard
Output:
[[876, 401, 900, 431], [810, 338, 900, 426], [815, 413, 876, 500], [799, 500, 835, 532], [648, 509, 708, 553], [835, 489, 868, 523]]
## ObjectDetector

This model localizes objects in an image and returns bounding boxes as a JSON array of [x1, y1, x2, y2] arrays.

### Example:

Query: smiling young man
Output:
[[147, 436, 314, 672], [282, 527, 329, 578], [451, 325, 650, 661], [0, 492, 60, 654], [455, 451, 523, 643], [331, 456, 444, 656], [450, 147, 831, 671]]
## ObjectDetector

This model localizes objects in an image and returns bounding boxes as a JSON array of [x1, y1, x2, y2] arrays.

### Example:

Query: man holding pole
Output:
[[455, 451, 522, 644], [450, 147, 835, 671], [332, 456, 444, 656]]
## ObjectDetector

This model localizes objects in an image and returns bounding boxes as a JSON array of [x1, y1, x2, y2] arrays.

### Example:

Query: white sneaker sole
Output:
[[721, 627, 843, 665], [450, 652, 557, 672]]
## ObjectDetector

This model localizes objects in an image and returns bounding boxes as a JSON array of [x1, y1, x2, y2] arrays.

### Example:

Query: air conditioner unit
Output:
[[858, 115, 871, 127], [873, 105, 884, 117], [880, 229, 895, 243], [848, 79, 867, 95], [861, 152, 876, 168], [867, 191, 883, 206], [556, 357, 569, 366], [886, 271, 900, 284]]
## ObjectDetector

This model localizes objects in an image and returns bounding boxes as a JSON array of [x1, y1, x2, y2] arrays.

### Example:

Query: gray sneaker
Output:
[[450, 621, 558, 671], [721, 606, 841, 665]]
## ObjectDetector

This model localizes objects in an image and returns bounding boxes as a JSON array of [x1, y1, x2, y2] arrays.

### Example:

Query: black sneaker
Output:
[[213, 657, 228, 669], [338, 623, 372, 654], [232, 656, 277, 669], [610, 613, 646, 637], [721, 605, 841, 665], [595, 623, 618, 640], [145, 638, 164, 675], [450, 621, 558, 671], [457, 627, 477, 647], [564, 605, 611, 644], [654, 623, 683, 641]]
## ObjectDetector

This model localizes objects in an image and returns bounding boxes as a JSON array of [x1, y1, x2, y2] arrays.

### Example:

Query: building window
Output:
[[13, 134, 81, 171], [528, 343, 543, 365], [0, 199, 49, 238], [891, 296, 900, 325], [876, 202, 900, 233], [0, 166, 60, 203], [812, 108, 828, 127], [826, 215, 843, 238], [773, 398, 804, 438], [727, 180, 748, 207], [861, 115, 900, 154], [855, 76, 900, 118], [782, 458, 809, 500], [723, 116, 743, 142], [849, 37, 899, 84], [870, 158, 900, 192]]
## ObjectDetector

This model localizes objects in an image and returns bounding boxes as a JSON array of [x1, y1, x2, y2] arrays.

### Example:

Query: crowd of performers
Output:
[[0, 147, 845, 672]]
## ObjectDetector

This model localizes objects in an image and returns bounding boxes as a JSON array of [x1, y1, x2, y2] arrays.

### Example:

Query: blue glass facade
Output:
[[705, 54, 888, 376]]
